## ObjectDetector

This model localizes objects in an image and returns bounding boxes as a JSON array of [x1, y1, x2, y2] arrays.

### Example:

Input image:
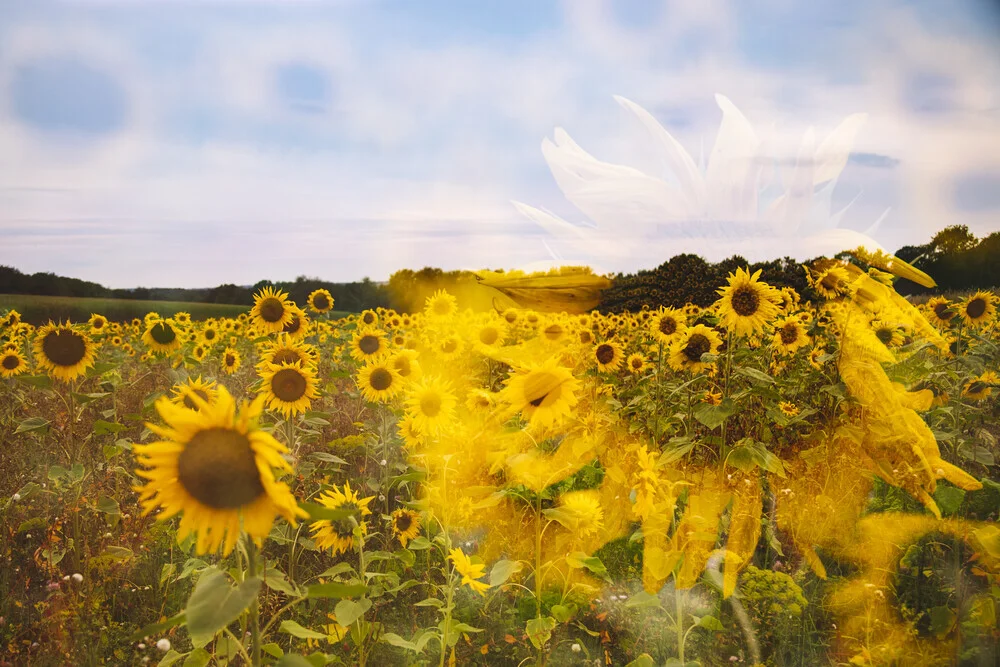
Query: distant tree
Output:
[[929, 225, 977, 256]]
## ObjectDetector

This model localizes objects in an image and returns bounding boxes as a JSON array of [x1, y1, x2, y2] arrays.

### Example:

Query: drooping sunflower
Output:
[[88, 313, 108, 334], [771, 317, 810, 355], [501, 357, 580, 428], [650, 309, 686, 344], [307, 289, 335, 314], [448, 548, 490, 596], [870, 319, 904, 348], [715, 267, 782, 336], [356, 360, 404, 403], [405, 376, 458, 434], [221, 347, 241, 374], [0, 349, 28, 378], [424, 289, 458, 319], [310, 481, 375, 555], [143, 319, 183, 354], [169, 376, 219, 411], [668, 324, 722, 373], [251, 286, 295, 334], [259, 362, 320, 417], [626, 352, 646, 374], [390, 508, 422, 547], [961, 290, 996, 328], [350, 328, 390, 363], [925, 297, 956, 328], [593, 340, 624, 372], [33, 322, 96, 382], [962, 371, 998, 401], [133, 386, 307, 556]]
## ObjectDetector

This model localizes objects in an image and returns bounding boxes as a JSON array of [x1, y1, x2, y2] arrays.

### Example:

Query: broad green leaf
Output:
[[407, 536, 431, 550], [697, 615, 724, 631], [156, 650, 184, 667], [263, 568, 301, 597], [693, 398, 737, 430], [489, 559, 523, 587], [736, 367, 775, 385], [263, 643, 284, 658], [381, 632, 418, 652], [625, 591, 662, 609], [93, 419, 125, 436], [933, 483, 965, 517], [182, 648, 211, 667], [550, 603, 578, 623], [317, 562, 355, 578], [565, 552, 610, 580], [625, 655, 655, 667], [16, 417, 50, 435], [525, 616, 556, 650], [184, 569, 261, 647], [280, 620, 327, 640], [96, 495, 121, 515], [395, 548, 416, 567], [18, 375, 53, 389], [334, 598, 371, 627]]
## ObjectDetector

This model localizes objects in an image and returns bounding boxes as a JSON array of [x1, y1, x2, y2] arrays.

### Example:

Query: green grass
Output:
[[0, 293, 354, 325]]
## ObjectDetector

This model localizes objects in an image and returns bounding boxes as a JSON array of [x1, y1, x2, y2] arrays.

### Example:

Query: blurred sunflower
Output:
[[222, 347, 241, 374], [626, 352, 646, 374], [475, 320, 507, 349], [390, 349, 421, 382], [963, 371, 997, 401], [577, 329, 595, 345], [200, 325, 221, 347], [143, 319, 183, 355], [0, 349, 28, 378], [541, 319, 565, 343], [390, 508, 422, 547], [192, 344, 208, 362], [169, 376, 219, 412], [3, 310, 21, 327], [133, 386, 307, 556], [251, 286, 295, 334], [111, 335, 124, 347], [926, 297, 956, 328], [501, 357, 580, 428], [716, 267, 781, 336], [405, 376, 458, 434], [34, 322, 96, 382], [809, 264, 853, 300], [870, 319, 904, 348], [357, 360, 404, 403], [808, 347, 826, 371], [310, 481, 374, 555], [961, 291, 996, 328], [259, 362, 319, 417], [593, 340, 624, 372], [259, 335, 315, 370], [350, 328, 390, 363], [448, 548, 489, 596], [555, 490, 604, 538], [425, 289, 458, 319], [359, 309, 379, 327], [88, 313, 108, 334], [668, 324, 722, 374], [436, 334, 464, 359], [174, 311, 192, 326], [771, 317, 809, 355], [307, 289, 335, 314], [502, 308, 520, 325]]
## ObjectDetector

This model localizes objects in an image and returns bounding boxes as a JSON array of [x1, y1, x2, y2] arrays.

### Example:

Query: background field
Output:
[[0, 294, 351, 325]]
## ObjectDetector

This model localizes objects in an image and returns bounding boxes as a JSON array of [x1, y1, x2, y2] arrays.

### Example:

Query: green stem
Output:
[[675, 587, 686, 663], [654, 339, 663, 446], [439, 561, 455, 667], [245, 536, 262, 667]]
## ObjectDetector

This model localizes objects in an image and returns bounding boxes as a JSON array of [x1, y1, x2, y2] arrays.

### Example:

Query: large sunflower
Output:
[[809, 264, 853, 300], [715, 267, 781, 336], [356, 360, 404, 403], [405, 376, 458, 435], [310, 481, 375, 555], [0, 349, 28, 378], [391, 508, 422, 548], [132, 386, 307, 555], [143, 319, 183, 354], [251, 286, 295, 334], [501, 357, 580, 428], [961, 290, 996, 328], [259, 362, 319, 417], [33, 322, 96, 382], [350, 328, 390, 363], [593, 340, 624, 372], [668, 324, 722, 373], [307, 289, 335, 314]]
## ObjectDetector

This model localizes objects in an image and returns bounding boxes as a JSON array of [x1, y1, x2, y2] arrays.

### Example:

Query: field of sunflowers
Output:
[[1, 253, 998, 667]]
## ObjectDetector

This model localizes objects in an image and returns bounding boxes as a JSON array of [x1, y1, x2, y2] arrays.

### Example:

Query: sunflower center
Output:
[[259, 298, 286, 323], [420, 393, 442, 417], [730, 286, 760, 317], [42, 329, 87, 366], [579, 331, 593, 344], [332, 502, 362, 536], [966, 298, 986, 319], [432, 301, 451, 316], [149, 322, 176, 346], [479, 327, 500, 345], [441, 339, 458, 354], [543, 325, 562, 341], [967, 382, 986, 395], [93, 319, 105, 329], [595, 344, 615, 365], [875, 328, 893, 345], [682, 334, 711, 363], [176, 427, 264, 509], [272, 349, 302, 366], [363, 312, 376, 324], [504, 311, 518, 323], [183, 389, 212, 411], [358, 335, 380, 355], [225, 354, 237, 366], [631, 358, 642, 369], [820, 273, 841, 292], [204, 329, 217, 340], [283, 316, 301, 334], [658, 317, 677, 336], [272, 368, 307, 402], [933, 302, 954, 321], [312, 294, 330, 310], [780, 323, 799, 345], [2, 355, 20, 370], [394, 514, 413, 532], [369, 368, 393, 391], [525, 371, 561, 408]]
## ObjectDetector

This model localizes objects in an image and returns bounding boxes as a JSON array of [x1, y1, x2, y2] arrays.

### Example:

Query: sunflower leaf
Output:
[[279, 620, 327, 640], [184, 569, 261, 648], [299, 502, 355, 522]]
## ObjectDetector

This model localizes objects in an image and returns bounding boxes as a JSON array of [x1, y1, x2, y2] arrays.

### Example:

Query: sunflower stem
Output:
[[245, 535, 262, 667], [675, 586, 686, 663]]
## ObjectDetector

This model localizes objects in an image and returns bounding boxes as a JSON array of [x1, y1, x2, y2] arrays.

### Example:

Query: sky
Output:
[[1, 0, 999, 288]]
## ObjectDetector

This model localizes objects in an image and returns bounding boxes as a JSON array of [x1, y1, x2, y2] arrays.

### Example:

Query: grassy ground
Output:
[[0, 294, 351, 325]]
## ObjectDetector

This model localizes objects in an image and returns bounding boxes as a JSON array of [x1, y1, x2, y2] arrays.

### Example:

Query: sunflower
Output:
[[961, 290, 996, 328], [169, 376, 219, 412], [258, 335, 315, 371], [650, 309, 686, 344], [540, 319, 565, 343], [310, 481, 375, 555], [359, 309, 379, 327], [259, 362, 319, 417], [281, 305, 310, 340], [475, 320, 507, 349], [3, 310, 21, 328], [808, 347, 826, 371], [397, 413, 423, 450], [350, 328, 390, 363], [111, 335, 124, 347], [191, 344, 208, 362], [200, 325, 221, 347], [174, 311, 192, 326], [771, 317, 809, 355], [0, 349, 28, 378], [251, 286, 295, 334], [390, 508, 422, 547], [715, 267, 781, 336], [33, 322, 96, 382], [501, 357, 580, 428], [143, 319, 183, 354], [626, 353, 646, 374], [556, 490, 604, 539], [703, 389, 722, 406], [390, 349, 421, 382], [809, 264, 853, 300], [925, 297, 956, 328], [307, 289, 335, 314], [220, 347, 241, 374], [577, 329, 595, 345], [132, 386, 307, 556], [779, 401, 800, 416], [436, 334, 464, 359], [593, 340, 624, 372], [502, 308, 520, 325], [88, 313, 108, 334], [405, 376, 458, 434], [425, 289, 458, 319], [870, 319, 904, 348], [465, 388, 496, 412], [962, 371, 998, 401], [357, 360, 404, 403], [448, 548, 490, 596], [668, 324, 722, 373]]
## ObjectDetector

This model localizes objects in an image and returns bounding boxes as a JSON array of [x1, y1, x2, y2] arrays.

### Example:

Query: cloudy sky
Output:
[[1, 0, 999, 288]]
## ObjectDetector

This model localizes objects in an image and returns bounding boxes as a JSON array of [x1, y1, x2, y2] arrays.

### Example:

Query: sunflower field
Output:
[[1, 256, 999, 667]]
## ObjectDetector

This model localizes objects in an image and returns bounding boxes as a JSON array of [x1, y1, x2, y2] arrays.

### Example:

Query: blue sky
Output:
[[1, 0, 999, 288]]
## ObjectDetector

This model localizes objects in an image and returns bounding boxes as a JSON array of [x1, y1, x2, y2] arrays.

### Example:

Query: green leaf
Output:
[[306, 582, 367, 599], [96, 495, 121, 515], [299, 502, 354, 522], [334, 598, 372, 627], [697, 615, 724, 631], [276, 656, 315, 667], [263, 643, 284, 658], [182, 648, 211, 667], [407, 536, 431, 550], [395, 548, 415, 567], [624, 591, 662, 609], [933, 484, 966, 517], [130, 613, 186, 641], [525, 616, 556, 650], [16, 417, 50, 435], [280, 620, 327, 640], [381, 632, 419, 652], [414, 598, 443, 608], [928, 605, 956, 638], [18, 375, 53, 389], [625, 655, 656, 667], [565, 552, 610, 581], [309, 452, 348, 465], [317, 562, 355, 578], [550, 603, 578, 623], [156, 650, 184, 667], [263, 568, 301, 597], [489, 559, 523, 587], [693, 398, 737, 430], [93, 419, 126, 436], [736, 367, 775, 385], [75, 392, 111, 405], [184, 569, 261, 647]]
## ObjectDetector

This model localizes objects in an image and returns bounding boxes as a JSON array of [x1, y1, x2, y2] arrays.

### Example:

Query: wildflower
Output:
[[448, 548, 490, 596]]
